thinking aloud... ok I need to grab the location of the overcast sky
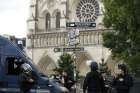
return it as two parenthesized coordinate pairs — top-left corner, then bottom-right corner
(0, 0), (30, 38)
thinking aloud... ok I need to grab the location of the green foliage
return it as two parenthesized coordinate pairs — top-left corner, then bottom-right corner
(102, 32), (116, 49)
(103, 0), (140, 75)
(55, 53), (75, 80)
(103, 0), (140, 32)
(102, 31), (131, 59)
(127, 53), (140, 76)
(103, 0), (140, 57)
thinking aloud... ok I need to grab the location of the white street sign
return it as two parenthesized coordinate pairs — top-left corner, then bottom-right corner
(66, 22), (96, 28)
(67, 29), (80, 46)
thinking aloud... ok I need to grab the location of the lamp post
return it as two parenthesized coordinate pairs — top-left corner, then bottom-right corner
(72, 53), (77, 81)
(72, 53), (77, 93)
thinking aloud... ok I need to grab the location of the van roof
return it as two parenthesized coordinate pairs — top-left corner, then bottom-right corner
(0, 35), (9, 46)
(0, 35), (26, 57)
(0, 35), (39, 72)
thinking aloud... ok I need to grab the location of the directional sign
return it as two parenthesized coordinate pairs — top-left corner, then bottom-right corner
(68, 31), (75, 39)
(68, 29), (79, 39)
(67, 29), (80, 46)
(66, 22), (96, 28)
(63, 47), (84, 52)
(54, 47), (84, 52)
(68, 38), (79, 46)
(54, 48), (62, 52)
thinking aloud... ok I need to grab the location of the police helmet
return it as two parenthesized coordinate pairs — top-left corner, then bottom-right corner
(90, 61), (98, 71)
(21, 63), (32, 73)
(118, 63), (127, 72)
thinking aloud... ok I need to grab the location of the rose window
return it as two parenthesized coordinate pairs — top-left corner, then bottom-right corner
(76, 0), (99, 22)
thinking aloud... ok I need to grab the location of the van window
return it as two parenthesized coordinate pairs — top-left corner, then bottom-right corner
(6, 57), (23, 75)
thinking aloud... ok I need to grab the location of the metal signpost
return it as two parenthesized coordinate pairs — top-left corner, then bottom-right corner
(54, 22), (96, 93)
(67, 29), (79, 46)
(67, 28), (80, 93)
(66, 22), (96, 93)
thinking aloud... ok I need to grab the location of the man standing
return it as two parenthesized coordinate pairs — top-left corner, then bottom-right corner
(62, 71), (75, 91)
(83, 61), (105, 93)
(19, 63), (36, 93)
(112, 64), (133, 93)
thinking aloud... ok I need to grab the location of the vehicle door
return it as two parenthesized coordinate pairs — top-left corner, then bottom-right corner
(0, 46), (10, 92)
(5, 57), (50, 93)
(3, 56), (22, 93)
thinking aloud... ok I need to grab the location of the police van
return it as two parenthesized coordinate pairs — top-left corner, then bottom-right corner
(0, 36), (69, 93)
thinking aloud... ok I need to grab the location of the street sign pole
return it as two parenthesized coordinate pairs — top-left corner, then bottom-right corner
(72, 28), (79, 93)
(67, 28), (79, 93)
(66, 22), (96, 93)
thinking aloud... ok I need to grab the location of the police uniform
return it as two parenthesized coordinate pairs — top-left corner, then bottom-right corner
(112, 74), (133, 93)
(19, 63), (35, 93)
(112, 64), (133, 93)
(83, 61), (105, 93)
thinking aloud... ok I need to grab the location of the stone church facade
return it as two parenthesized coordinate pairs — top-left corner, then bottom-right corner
(26, 0), (112, 76)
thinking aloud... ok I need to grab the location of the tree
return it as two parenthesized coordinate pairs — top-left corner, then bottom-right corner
(54, 53), (75, 80)
(103, 0), (140, 75)
(127, 53), (140, 76)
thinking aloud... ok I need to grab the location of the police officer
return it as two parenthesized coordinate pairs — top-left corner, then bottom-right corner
(83, 61), (105, 93)
(62, 71), (75, 91)
(52, 70), (63, 84)
(19, 63), (36, 93)
(112, 64), (133, 93)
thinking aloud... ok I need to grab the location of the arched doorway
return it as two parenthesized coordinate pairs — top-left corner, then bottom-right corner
(37, 55), (56, 75)
(76, 52), (92, 76)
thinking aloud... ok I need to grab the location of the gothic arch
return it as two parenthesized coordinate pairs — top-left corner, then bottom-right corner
(37, 55), (56, 75)
(52, 9), (61, 17)
(76, 52), (92, 76)
(41, 9), (49, 17)
(45, 13), (51, 31)
(52, 9), (61, 28)
(56, 12), (61, 28)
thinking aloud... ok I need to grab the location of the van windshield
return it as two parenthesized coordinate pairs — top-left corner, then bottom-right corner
(1, 36), (46, 76)
(9, 40), (31, 60)
(6, 38), (41, 73)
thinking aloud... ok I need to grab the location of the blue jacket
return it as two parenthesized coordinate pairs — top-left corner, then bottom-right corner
(83, 71), (105, 93)
(112, 74), (133, 93)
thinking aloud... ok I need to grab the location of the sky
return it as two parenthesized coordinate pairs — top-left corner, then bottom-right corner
(0, 0), (30, 38)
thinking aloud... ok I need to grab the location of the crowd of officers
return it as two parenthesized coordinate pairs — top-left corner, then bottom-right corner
(18, 60), (133, 93)
(83, 61), (133, 93)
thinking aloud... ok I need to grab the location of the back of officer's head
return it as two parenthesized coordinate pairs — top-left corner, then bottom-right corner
(21, 63), (32, 74)
(90, 61), (98, 71)
(118, 63), (128, 75)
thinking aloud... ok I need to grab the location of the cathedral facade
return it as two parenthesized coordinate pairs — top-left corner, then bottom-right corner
(26, 0), (112, 76)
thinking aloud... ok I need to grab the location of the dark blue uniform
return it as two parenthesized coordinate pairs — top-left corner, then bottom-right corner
(83, 71), (105, 93)
(112, 74), (133, 93)
(19, 71), (36, 93)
